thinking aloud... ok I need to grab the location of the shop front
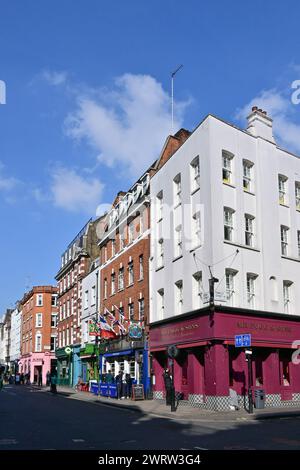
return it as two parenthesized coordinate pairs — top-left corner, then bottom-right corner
(90, 336), (150, 398)
(55, 347), (73, 386)
(150, 306), (300, 410)
(80, 343), (99, 385)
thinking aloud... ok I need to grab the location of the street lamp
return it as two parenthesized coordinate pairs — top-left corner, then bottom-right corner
(245, 349), (253, 414)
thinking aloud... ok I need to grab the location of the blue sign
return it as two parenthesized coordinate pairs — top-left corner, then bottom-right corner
(235, 334), (251, 348)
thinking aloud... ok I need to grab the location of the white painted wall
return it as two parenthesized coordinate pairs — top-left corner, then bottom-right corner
(10, 307), (21, 362)
(150, 112), (300, 323)
(81, 262), (100, 345)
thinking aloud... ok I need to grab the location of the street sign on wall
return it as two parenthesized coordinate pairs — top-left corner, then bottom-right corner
(235, 334), (251, 348)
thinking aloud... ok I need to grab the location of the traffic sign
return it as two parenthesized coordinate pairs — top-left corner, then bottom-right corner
(235, 334), (251, 348)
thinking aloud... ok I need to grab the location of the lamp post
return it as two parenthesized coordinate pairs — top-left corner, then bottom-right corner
(245, 349), (253, 414)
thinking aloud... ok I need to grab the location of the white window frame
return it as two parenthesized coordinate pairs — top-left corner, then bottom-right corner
(175, 280), (183, 315)
(139, 255), (144, 280)
(283, 281), (293, 313)
(226, 269), (237, 306)
(224, 208), (235, 241)
(281, 225), (289, 256)
(245, 214), (255, 247)
(278, 175), (288, 206)
(222, 151), (234, 184)
(35, 333), (42, 352)
(243, 160), (254, 192)
(128, 262), (134, 286)
(246, 273), (257, 308)
(138, 298), (144, 321)
(91, 285), (96, 306)
(118, 268), (124, 290)
(111, 274), (116, 295)
(36, 294), (43, 307)
(156, 191), (163, 221)
(173, 174), (182, 206)
(190, 156), (200, 192)
(174, 224), (182, 258)
(295, 182), (300, 211)
(157, 238), (164, 268)
(36, 313), (43, 328)
(84, 290), (89, 309)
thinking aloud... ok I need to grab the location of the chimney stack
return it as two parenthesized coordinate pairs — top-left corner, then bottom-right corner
(246, 106), (275, 143)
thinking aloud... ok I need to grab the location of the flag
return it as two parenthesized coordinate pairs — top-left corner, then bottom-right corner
(99, 316), (114, 332)
(113, 319), (126, 334)
(100, 329), (117, 339)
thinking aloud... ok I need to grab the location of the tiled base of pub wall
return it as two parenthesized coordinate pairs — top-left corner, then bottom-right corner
(153, 391), (300, 411)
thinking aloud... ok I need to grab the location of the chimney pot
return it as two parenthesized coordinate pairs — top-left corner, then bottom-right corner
(252, 106), (258, 112)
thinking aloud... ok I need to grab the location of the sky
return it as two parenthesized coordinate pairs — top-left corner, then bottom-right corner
(1, 0), (300, 312)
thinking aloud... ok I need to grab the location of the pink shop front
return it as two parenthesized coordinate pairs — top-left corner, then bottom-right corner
(19, 352), (56, 385)
(150, 306), (300, 410)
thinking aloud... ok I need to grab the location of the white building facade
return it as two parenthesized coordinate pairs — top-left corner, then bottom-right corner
(10, 306), (22, 371)
(149, 107), (300, 410)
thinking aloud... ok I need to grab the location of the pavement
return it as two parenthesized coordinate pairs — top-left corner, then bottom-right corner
(49, 385), (300, 423)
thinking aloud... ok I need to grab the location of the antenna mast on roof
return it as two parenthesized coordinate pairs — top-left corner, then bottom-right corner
(171, 64), (183, 134)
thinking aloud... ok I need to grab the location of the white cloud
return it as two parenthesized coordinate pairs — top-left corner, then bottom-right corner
(42, 70), (68, 86)
(0, 162), (19, 192)
(65, 73), (190, 177)
(50, 166), (104, 214)
(235, 87), (300, 154)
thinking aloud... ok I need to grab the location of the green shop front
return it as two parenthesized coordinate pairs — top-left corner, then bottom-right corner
(80, 343), (99, 383)
(55, 346), (73, 386)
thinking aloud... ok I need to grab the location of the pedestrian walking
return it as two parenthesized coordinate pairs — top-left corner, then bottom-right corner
(162, 368), (173, 406)
(50, 374), (57, 394)
(38, 372), (42, 387)
(115, 372), (123, 400)
(46, 371), (50, 386)
(125, 373), (133, 399)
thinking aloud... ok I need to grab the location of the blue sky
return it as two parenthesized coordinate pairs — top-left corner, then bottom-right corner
(1, 0), (300, 312)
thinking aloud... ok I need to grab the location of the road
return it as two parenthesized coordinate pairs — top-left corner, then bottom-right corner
(0, 385), (300, 450)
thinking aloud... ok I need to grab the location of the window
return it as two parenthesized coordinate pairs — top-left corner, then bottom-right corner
(111, 274), (116, 295)
(281, 225), (289, 256)
(222, 151), (233, 184)
(173, 173), (181, 206)
(67, 299), (70, 317)
(190, 156), (200, 192)
(139, 255), (144, 280)
(246, 273), (257, 308)
(71, 297), (74, 316)
(283, 281), (293, 313)
(192, 271), (202, 308)
(91, 285), (96, 305)
(298, 231), (300, 258)
(224, 208), (235, 241)
(50, 336), (56, 352)
(36, 294), (43, 307)
(111, 240), (116, 257)
(51, 294), (57, 307)
(245, 214), (255, 247)
(84, 290), (89, 309)
(295, 182), (300, 210)
(35, 334), (42, 352)
(63, 302), (66, 319)
(138, 298), (145, 321)
(278, 175), (288, 205)
(120, 231), (125, 250)
(139, 214), (144, 236)
(243, 160), (254, 192)
(104, 245), (108, 263)
(192, 211), (201, 248)
(226, 269), (237, 306)
(129, 302), (134, 321)
(36, 313), (42, 327)
(156, 191), (163, 221)
(67, 273), (70, 289)
(128, 262), (134, 286)
(157, 289), (164, 319)
(128, 222), (134, 244)
(174, 224), (182, 258)
(104, 278), (108, 299)
(51, 314), (57, 328)
(157, 238), (164, 268)
(175, 280), (183, 315)
(118, 268), (124, 290)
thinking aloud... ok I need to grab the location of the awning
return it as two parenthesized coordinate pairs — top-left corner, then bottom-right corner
(104, 349), (134, 358)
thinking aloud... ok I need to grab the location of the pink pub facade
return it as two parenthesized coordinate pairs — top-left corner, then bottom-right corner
(150, 306), (300, 410)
